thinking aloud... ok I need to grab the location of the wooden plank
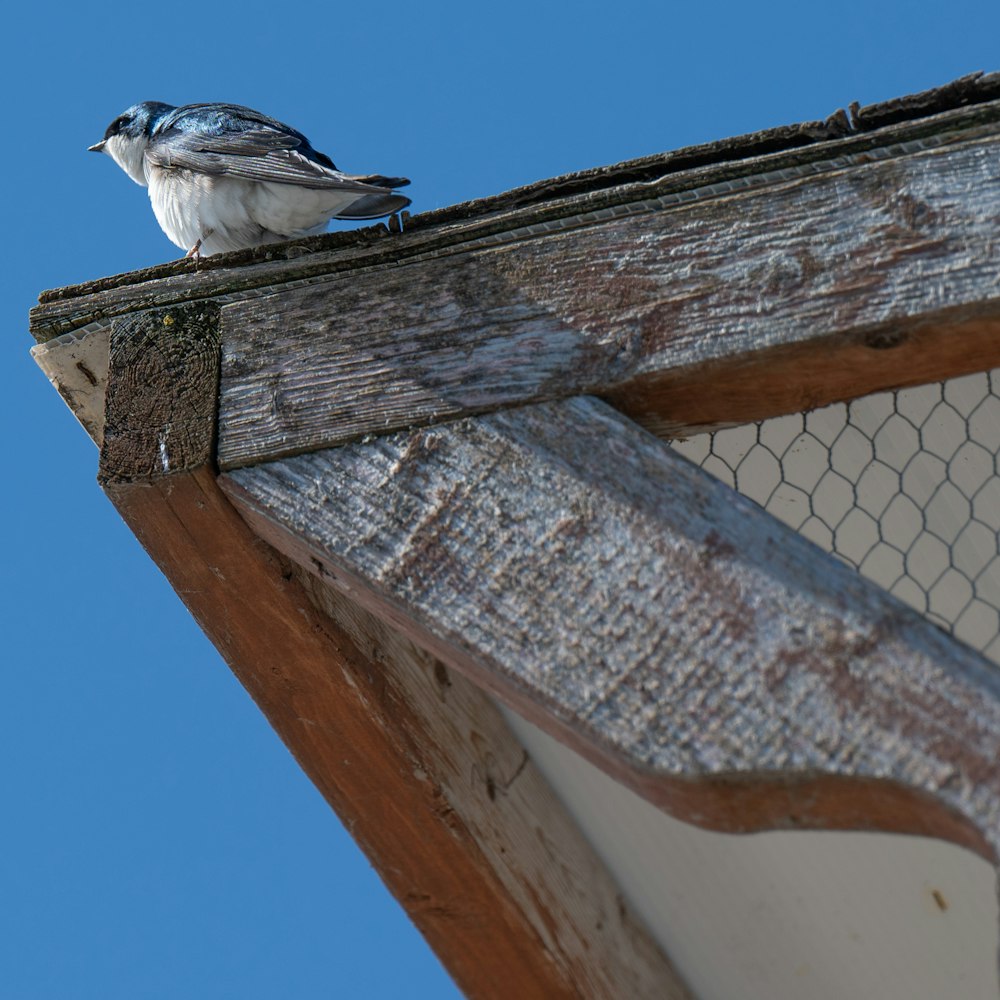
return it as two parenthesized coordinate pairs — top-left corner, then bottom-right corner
(216, 125), (1000, 468)
(96, 308), (689, 1000)
(29, 94), (1000, 346)
(220, 397), (1000, 866)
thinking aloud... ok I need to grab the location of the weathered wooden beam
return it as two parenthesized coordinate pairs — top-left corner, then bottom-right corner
(215, 123), (1000, 467)
(220, 397), (1000, 866)
(96, 307), (688, 1000)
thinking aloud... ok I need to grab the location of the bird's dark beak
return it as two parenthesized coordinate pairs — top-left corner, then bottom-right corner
(88, 140), (106, 153)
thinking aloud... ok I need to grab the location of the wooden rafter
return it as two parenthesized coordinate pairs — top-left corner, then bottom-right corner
(97, 305), (690, 1000)
(220, 396), (1000, 863)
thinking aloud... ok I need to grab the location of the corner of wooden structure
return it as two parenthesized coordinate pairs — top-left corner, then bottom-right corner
(90, 304), (690, 1000)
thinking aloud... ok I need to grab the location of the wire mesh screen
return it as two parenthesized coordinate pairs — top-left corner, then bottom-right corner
(670, 369), (1000, 665)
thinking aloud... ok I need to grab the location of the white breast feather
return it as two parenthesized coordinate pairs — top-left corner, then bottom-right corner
(145, 161), (369, 255)
(105, 134), (150, 187)
(249, 182), (362, 235)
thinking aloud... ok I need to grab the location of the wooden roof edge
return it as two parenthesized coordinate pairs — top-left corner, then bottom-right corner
(414, 69), (1000, 228)
(31, 69), (1000, 322)
(28, 91), (1000, 345)
(850, 69), (1000, 129)
(32, 108), (1000, 456)
(211, 124), (1000, 462)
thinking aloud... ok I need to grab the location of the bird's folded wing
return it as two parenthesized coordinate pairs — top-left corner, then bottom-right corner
(146, 129), (396, 192)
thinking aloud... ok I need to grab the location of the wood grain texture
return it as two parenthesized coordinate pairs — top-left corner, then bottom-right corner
(217, 128), (1000, 467)
(102, 465), (688, 1000)
(221, 397), (1000, 864)
(99, 303), (221, 484)
(292, 562), (689, 1000)
(30, 96), (1000, 346)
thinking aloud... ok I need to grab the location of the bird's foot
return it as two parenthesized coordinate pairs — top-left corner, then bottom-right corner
(185, 230), (214, 261)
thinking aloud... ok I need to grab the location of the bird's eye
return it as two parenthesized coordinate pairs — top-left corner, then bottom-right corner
(104, 115), (130, 140)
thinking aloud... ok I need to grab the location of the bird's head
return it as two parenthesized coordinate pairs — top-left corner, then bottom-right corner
(89, 102), (175, 186)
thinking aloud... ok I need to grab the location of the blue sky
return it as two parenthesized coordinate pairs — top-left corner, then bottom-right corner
(3, 2), (999, 996)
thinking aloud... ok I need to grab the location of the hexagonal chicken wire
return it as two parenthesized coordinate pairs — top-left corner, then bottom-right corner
(671, 369), (1000, 664)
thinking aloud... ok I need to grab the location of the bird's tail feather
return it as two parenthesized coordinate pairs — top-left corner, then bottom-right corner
(335, 192), (412, 220)
(350, 173), (410, 189)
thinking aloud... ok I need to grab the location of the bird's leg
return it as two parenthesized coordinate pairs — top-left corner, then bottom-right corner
(185, 229), (215, 260)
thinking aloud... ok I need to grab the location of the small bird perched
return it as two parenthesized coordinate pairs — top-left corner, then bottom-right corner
(89, 101), (411, 257)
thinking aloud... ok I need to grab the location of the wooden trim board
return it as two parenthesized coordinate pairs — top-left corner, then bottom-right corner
(211, 124), (1000, 467)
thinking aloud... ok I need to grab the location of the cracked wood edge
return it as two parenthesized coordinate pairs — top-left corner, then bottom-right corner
(212, 127), (1000, 467)
(94, 306), (690, 1000)
(219, 397), (1000, 869)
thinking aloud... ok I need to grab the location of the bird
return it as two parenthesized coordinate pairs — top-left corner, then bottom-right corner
(89, 101), (411, 257)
